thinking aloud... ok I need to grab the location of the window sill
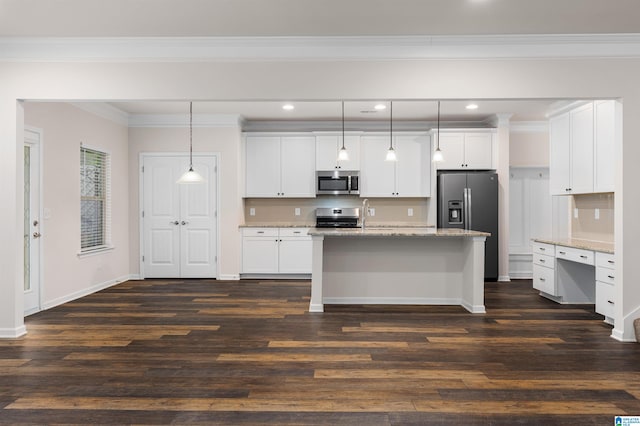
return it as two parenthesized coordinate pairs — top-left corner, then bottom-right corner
(77, 246), (115, 259)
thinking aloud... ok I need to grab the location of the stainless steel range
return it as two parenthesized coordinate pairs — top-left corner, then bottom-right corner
(315, 207), (360, 228)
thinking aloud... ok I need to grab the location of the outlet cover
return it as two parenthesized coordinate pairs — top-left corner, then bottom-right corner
(369, 208), (375, 217)
(595, 208), (600, 220)
(249, 208), (256, 216)
(574, 208), (579, 219)
(408, 208), (414, 217)
(295, 208), (301, 216)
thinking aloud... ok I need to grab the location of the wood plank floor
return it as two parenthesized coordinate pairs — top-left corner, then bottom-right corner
(1, 279), (640, 425)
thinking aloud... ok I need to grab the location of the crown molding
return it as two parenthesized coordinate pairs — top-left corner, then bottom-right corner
(70, 102), (130, 126)
(510, 121), (548, 133)
(2, 34), (640, 62)
(128, 113), (242, 128)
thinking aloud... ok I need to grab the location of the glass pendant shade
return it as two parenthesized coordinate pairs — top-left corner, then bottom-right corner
(177, 101), (205, 184)
(432, 147), (444, 163)
(338, 145), (349, 161)
(385, 146), (397, 161)
(177, 166), (205, 184)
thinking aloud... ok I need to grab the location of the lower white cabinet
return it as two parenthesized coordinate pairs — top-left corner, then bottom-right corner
(595, 252), (616, 324)
(242, 228), (312, 274)
(532, 242), (556, 295)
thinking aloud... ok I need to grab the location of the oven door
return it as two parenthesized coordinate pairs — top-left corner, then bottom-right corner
(317, 175), (350, 195)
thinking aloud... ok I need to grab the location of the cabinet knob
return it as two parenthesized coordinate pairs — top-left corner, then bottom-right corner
(539, 278), (546, 282)
(579, 255), (588, 259)
(559, 251), (566, 255)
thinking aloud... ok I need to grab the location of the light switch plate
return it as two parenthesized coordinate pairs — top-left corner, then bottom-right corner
(408, 208), (414, 217)
(249, 208), (255, 216)
(295, 208), (301, 216)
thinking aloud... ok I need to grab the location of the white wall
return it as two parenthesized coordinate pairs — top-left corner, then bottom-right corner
(128, 126), (243, 279)
(510, 130), (549, 167)
(23, 103), (130, 308)
(1, 58), (639, 340)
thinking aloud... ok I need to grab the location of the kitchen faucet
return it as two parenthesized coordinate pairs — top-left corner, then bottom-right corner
(361, 198), (369, 229)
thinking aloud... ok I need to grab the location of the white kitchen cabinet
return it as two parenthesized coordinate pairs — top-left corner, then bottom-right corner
(360, 134), (431, 197)
(245, 134), (316, 198)
(549, 105), (591, 195)
(241, 228), (312, 275)
(595, 252), (615, 324)
(436, 131), (493, 170)
(594, 100), (618, 193)
(315, 135), (360, 171)
(532, 242), (557, 296)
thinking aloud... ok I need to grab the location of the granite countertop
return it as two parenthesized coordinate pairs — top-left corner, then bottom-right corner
(533, 237), (614, 254)
(240, 222), (432, 229)
(309, 227), (490, 238)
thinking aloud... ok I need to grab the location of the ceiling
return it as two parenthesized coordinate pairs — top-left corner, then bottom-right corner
(2, 0), (640, 37)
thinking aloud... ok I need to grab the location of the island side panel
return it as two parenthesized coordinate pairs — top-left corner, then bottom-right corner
(309, 235), (325, 312)
(462, 236), (487, 313)
(321, 236), (466, 305)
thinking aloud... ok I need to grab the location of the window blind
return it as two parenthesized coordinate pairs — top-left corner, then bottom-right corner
(80, 146), (111, 252)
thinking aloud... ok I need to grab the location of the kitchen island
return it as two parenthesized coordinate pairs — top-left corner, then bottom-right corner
(308, 227), (489, 313)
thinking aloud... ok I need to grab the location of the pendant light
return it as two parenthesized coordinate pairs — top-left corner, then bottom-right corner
(177, 102), (205, 184)
(385, 100), (397, 162)
(337, 101), (349, 161)
(433, 101), (444, 163)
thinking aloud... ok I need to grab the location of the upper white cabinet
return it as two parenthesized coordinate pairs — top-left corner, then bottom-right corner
(549, 100), (618, 196)
(594, 100), (619, 193)
(315, 134), (361, 171)
(436, 131), (494, 170)
(245, 134), (316, 198)
(360, 134), (431, 197)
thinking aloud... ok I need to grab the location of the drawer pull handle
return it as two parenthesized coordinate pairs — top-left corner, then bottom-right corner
(539, 247), (546, 251)
(580, 255), (588, 259)
(608, 300), (614, 305)
(539, 259), (545, 263)
(294, 231), (301, 234)
(559, 251), (566, 255)
(608, 275), (615, 279)
(539, 278), (546, 282)
(257, 231), (265, 234)
(608, 260), (615, 264)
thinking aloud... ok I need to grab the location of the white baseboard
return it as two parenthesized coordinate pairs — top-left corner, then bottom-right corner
(509, 253), (532, 280)
(498, 275), (511, 282)
(219, 274), (240, 281)
(612, 305), (640, 342)
(509, 272), (533, 279)
(0, 326), (27, 338)
(42, 274), (130, 311)
(128, 274), (143, 280)
(240, 273), (311, 280)
(323, 297), (462, 306)
(461, 300), (487, 314)
(309, 303), (324, 313)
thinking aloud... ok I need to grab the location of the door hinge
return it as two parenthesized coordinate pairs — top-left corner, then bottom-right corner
(142, 210), (145, 218)
(214, 210), (217, 218)
(142, 255), (145, 262)
(215, 255), (217, 262)
(215, 166), (217, 173)
(141, 166), (144, 173)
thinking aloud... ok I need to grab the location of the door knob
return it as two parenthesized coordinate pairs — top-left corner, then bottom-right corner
(33, 232), (41, 238)
(181, 221), (189, 225)
(171, 221), (179, 225)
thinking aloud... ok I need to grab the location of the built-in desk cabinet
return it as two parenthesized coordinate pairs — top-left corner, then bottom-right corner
(241, 228), (312, 275)
(531, 240), (615, 325)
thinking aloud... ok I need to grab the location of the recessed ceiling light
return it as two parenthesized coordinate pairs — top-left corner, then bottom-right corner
(374, 104), (386, 110)
(466, 103), (479, 110)
(282, 104), (295, 111)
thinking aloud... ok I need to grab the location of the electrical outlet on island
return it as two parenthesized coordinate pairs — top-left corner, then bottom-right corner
(408, 208), (414, 217)
(369, 208), (375, 217)
(295, 208), (301, 216)
(249, 208), (256, 216)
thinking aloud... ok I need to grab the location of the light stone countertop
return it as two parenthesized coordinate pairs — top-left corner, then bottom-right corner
(309, 227), (490, 238)
(240, 222), (431, 229)
(532, 237), (614, 254)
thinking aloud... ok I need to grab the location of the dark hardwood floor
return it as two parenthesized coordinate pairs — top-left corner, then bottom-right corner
(1, 279), (639, 425)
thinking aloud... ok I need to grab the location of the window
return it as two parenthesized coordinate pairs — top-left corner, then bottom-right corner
(80, 146), (111, 252)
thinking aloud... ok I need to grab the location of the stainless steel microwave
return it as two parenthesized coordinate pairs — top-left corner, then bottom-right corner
(316, 171), (359, 195)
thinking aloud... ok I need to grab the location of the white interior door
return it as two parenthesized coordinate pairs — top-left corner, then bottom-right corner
(142, 154), (217, 278)
(24, 129), (42, 315)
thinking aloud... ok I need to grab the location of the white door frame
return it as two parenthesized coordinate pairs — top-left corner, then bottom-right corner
(139, 152), (220, 279)
(24, 126), (44, 316)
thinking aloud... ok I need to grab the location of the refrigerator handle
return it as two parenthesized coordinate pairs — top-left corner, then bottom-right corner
(463, 187), (472, 230)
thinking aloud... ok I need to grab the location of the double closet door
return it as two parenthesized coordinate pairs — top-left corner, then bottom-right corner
(142, 155), (217, 278)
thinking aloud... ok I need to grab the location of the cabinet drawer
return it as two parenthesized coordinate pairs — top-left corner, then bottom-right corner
(532, 242), (554, 256)
(595, 281), (615, 318)
(555, 246), (594, 265)
(279, 228), (311, 238)
(242, 228), (279, 237)
(596, 252), (615, 269)
(596, 266), (615, 285)
(533, 253), (555, 269)
(533, 264), (556, 295)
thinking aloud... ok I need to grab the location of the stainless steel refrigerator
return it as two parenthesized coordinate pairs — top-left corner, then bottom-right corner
(437, 171), (499, 281)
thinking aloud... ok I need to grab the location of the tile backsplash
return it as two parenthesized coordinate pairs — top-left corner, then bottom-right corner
(244, 196), (432, 226)
(571, 193), (614, 243)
